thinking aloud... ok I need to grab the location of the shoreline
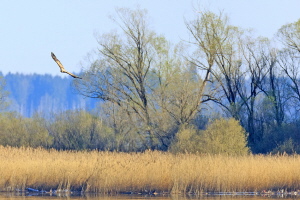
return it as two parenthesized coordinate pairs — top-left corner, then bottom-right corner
(2, 189), (300, 198)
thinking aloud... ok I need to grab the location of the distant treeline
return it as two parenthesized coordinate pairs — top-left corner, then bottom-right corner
(3, 73), (98, 117)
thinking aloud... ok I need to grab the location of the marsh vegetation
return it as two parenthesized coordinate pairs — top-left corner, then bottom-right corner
(1, 146), (300, 194)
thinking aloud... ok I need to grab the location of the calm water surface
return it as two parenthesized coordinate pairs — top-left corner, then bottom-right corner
(0, 193), (298, 200)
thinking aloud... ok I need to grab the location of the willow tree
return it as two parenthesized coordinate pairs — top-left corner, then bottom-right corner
(74, 8), (159, 148)
(152, 42), (204, 127)
(189, 11), (245, 120)
(277, 19), (300, 53)
(278, 49), (300, 107)
(173, 11), (225, 129)
(185, 11), (220, 103)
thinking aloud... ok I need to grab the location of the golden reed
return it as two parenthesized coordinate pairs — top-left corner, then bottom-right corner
(0, 146), (300, 193)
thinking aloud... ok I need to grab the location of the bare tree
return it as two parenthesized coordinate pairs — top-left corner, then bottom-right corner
(278, 49), (300, 109)
(258, 46), (286, 128)
(277, 20), (300, 111)
(236, 36), (271, 146)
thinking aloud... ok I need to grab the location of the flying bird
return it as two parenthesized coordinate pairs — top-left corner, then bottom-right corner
(51, 52), (82, 79)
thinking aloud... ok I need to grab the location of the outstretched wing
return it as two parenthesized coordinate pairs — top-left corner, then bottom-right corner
(64, 71), (82, 79)
(51, 52), (82, 79)
(51, 52), (65, 72)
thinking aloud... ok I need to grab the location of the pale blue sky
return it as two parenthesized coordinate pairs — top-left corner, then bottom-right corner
(1, 0), (300, 76)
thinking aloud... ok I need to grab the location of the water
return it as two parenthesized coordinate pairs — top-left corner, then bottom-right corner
(0, 193), (298, 200)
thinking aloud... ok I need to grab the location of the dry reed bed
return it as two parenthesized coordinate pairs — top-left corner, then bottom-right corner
(0, 146), (300, 193)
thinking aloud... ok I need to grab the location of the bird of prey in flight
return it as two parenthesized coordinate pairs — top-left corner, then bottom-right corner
(51, 52), (82, 79)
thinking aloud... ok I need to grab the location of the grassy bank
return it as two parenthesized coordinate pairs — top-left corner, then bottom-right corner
(0, 146), (300, 194)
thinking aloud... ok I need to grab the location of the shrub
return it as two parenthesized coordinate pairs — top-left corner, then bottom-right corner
(198, 118), (249, 155)
(169, 127), (198, 153)
(50, 110), (114, 150)
(170, 118), (249, 155)
(0, 112), (53, 148)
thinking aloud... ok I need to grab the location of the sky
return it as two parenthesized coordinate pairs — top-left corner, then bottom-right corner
(1, 0), (300, 77)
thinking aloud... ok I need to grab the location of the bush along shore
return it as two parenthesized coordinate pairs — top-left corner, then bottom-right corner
(1, 146), (300, 194)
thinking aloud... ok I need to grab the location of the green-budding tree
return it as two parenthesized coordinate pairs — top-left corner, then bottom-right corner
(74, 8), (216, 150)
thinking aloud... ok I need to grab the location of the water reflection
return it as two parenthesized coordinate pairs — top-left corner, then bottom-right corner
(0, 193), (299, 200)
